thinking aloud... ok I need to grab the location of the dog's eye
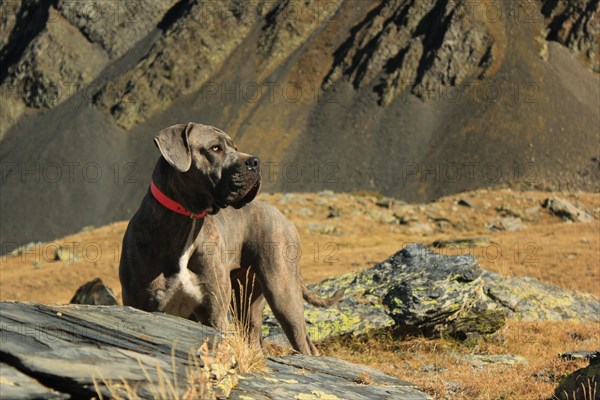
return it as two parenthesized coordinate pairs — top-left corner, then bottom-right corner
(211, 145), (222, 152)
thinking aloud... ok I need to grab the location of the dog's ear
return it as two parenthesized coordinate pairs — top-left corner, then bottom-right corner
(154, 123), (193, 172)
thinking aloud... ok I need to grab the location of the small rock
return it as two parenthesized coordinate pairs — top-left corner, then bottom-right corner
(431, 237), (490, 248)
(354, 198), (371, 207)
(542, 197), (594, 222)
(461, 354), (527, 367)
(495, 205), (521, 218)
(499, 217), (525, 232)
(318, 190), (335, 197)
(559, 350), (600, 361)
(278, 193), (295, 205)
(10, 242), (42, 256)
(457, 199), (474, 208)
(422, 364), (448, 373)
(326, 206), (340, 219)
(396, 212), (418, 225)
(486, 223), (502, 232)
(408, 222), (434, 235)
(70, 278), (119, 305)
(375, 197), (395, 209)
(56, 245), (79, 262)
(397, 214), (410, 225)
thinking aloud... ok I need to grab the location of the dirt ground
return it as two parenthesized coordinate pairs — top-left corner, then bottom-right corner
(1, 188), (598, 399)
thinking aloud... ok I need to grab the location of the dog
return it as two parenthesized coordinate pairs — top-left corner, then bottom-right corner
(119, 122), (343, 355)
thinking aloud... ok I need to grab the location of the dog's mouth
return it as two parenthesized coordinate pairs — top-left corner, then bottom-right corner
(214, 176), (261, 210)
(230, 178), (260, 209)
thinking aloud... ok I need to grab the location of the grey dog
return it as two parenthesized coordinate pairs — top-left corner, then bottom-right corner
(119, 122), (343, 355)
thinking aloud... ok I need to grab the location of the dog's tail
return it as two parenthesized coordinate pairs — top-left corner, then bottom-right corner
(302, 284), (344, 307)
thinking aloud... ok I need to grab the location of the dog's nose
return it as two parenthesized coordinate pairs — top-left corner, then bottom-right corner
(246, 157), (260, 170)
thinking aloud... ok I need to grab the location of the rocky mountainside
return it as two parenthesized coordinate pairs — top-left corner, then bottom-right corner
(0, 0), (598, 248)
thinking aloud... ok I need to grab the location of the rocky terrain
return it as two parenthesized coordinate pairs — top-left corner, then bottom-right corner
(1, 188), (598, 398)
(0, 0), (599, 249)
(0, 302), (431, 399)
(0, 1), (598, 397)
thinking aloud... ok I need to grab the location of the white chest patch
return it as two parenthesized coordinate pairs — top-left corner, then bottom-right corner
(158, 220), (204, 317)
(176, 243), (203, 303)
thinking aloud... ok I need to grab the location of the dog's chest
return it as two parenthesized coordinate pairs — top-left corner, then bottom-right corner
(193, 221), (243, 268)
(157, 229), (204, 317)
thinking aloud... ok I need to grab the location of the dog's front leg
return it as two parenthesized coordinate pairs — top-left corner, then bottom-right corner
(191, 267), (231, 331)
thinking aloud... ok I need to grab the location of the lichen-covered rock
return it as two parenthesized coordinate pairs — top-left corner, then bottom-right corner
(233, 356), (431, 400)
(482, 271), (600, 321)
(264, 243), (600, 343)
(264, 243), (506, 341)
(458, 354), (527, 368)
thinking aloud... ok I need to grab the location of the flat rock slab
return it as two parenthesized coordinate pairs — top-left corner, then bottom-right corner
(0, 302), (430, 399)
(1, 302), (217, 399)
(559, 350), (600, 361)
(0, 362), (68, 400)
(235, 356), (429, 400)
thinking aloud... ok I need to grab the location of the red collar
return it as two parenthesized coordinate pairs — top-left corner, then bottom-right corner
(150, 181), (207, 219)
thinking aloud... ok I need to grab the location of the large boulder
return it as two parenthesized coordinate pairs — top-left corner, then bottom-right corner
(0, 302), (430, 400)
(264, 244), (600, 342)
(265, 243), (506, 341)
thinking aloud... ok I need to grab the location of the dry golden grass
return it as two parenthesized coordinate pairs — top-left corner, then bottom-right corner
(319, 320), (599, 399)
(227, 268), (269, 374)
(222, 325), (267, 375)
(94, 339), (238, 400)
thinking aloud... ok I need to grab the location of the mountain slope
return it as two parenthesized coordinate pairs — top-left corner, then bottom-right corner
(0, 0), (598, 249)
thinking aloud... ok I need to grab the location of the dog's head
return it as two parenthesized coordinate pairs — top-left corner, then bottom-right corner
(154, 123), (260, 213)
